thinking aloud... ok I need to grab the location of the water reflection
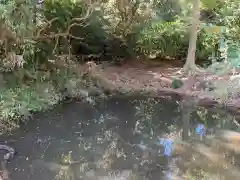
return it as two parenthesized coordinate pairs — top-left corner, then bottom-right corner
(195, 124), (206, 140)
(0, 96), (239, 180)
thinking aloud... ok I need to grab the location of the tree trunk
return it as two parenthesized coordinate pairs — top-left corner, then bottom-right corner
(183, 0), (201, 73)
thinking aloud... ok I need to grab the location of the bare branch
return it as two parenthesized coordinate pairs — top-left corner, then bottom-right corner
(34, 2), (95, 41)
(36, 17), (60, 38)
(70, 4), (94, 23)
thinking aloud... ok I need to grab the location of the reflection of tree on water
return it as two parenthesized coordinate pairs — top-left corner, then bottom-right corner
(4, 96), (240, 180)
(132, 96), (240, 180)
(132, 97), (181, 138)
(159, 138), (174, 180)
(132, 97), (182, 179)
(0, 161), (9, 180)
(179, 101), (240, 180)
(195, 124), (206, 140)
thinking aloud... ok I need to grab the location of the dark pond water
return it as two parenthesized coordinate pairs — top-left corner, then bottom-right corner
(0, 95), (240, 180)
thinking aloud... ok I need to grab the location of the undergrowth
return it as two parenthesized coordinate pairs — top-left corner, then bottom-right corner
(0, 68), (92, 133)
(0, 83), (61, 129)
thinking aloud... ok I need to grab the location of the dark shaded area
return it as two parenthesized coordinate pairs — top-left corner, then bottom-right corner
(200, 9), (217, 22)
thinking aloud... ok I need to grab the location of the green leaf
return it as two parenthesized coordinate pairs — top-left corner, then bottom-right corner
(201, 0), (218, 9)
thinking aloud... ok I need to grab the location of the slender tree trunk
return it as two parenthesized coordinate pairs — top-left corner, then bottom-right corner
(33, 0), (37, 63)
(183, 0), (201, 73)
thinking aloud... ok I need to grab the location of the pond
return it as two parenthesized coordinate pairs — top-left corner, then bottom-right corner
(0, 95), (240, 180)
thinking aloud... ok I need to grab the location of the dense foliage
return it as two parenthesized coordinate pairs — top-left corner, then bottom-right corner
(1, 0), (239, 67)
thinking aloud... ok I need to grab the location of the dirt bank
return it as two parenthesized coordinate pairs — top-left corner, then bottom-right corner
(84, 60), (240, 116)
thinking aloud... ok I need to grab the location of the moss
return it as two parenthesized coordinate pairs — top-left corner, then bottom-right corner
(171, 78), (184, 89)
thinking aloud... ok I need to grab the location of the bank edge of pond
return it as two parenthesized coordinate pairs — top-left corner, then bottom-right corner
(1, 66), (239, 135)
(0, 69), (121, 134)
(89, 71), (240, 119)
(0, 76), (93, 134)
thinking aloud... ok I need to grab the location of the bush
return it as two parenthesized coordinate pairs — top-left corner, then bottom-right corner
(0, 67), (93, 132)
(37, 0), (90, 61)
(197, 25), (221, 61)
(136, 21), (189, 59)
(40, 0), (136, 63)
(0, 83), (62, 130)
(136, 21), (221, 61)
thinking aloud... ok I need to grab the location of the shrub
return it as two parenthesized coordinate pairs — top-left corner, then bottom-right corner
(41, 0), (135, 62)
(136, 21), (221, 61)
(197, 25), (221, 61)
(136, 21), (188, 59)
(0, 83), (62, 131)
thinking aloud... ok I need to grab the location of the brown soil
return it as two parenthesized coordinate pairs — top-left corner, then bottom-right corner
(99, 59), (183, 90)
(83, 59), (240, 117)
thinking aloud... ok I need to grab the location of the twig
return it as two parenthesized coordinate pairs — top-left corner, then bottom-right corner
(233, 119), (240, 128)
(52, 36), (59, 55)
(36, 17), (60, 38)
(35, 1), (95, 41)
